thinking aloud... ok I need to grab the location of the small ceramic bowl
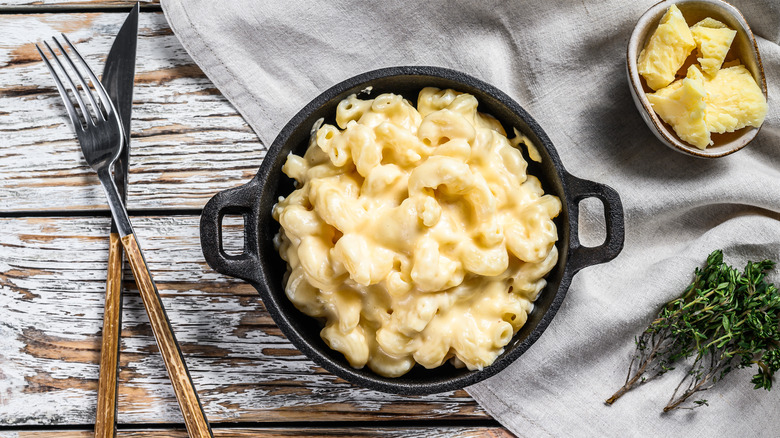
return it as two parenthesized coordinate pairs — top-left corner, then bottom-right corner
(627, 0), (767, 158)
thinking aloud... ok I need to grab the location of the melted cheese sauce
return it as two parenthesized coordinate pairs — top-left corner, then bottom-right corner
(273, 88), (561, 377)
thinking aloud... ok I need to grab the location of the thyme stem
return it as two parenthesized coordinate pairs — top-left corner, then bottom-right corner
(606, 250), (780, 411)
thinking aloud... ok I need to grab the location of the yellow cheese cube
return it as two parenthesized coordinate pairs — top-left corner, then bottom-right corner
(702, 64), (767, 133)
(638, 5), (696, 91)
(646, 65), (711, 149)
(690, 18), (737, 76)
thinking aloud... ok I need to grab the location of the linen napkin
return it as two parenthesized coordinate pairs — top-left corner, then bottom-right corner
(161, 0), (780, 436)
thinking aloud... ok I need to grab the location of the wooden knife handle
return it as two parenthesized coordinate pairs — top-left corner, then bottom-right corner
(95, 232), (123, 438)
(120, 233), (213, 438)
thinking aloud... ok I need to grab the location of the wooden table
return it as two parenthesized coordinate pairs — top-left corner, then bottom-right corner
(0, 2), (512, 436)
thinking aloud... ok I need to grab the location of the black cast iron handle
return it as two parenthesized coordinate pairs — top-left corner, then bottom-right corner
(564, 173), (625, 274)
(200, 178), (263, 284)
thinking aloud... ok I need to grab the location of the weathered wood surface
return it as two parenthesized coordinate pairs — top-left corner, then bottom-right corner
(120, 233), (213, 437)
(1, 1), (157, 10)
(0, 427), (513, 437)
(1, 6), (509, 437)
(0, 216), (489, 425)
(0, 11), (265, 213)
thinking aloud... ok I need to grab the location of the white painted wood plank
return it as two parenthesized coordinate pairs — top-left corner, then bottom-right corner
(0, 12), (265, 212)
(0, 216), (487, 425)
(0, 426), (513, 437)
(0, 1), (156, 9)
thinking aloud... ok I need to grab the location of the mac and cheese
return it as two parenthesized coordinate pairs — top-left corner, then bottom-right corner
(272, 88), (561, 377)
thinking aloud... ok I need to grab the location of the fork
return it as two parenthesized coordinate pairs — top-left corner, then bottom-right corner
(37, 35), (213, 438)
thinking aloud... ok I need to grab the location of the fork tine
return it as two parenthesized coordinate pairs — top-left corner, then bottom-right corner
(36, 43), (83, 131)
(43, 40), (93, 127)
(61, 33), (114, 117)
(52, 37), (104, 122)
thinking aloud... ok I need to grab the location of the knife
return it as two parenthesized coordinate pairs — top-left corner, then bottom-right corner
(95, 4), (138, 438)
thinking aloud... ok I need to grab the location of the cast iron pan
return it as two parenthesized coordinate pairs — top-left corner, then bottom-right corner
(200, 66), (625, 394)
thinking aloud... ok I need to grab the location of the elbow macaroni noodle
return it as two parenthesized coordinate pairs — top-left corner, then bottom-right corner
(272, 87), (561, 377)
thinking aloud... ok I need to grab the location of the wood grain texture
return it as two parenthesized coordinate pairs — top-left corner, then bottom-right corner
(0, 426), (514, 438)
(0, 216), (488, 426)
(2, 6), (503, 436)
(0, 1), (158, 10)
(120, 233), (213, 437)
(95, 232), (123, 438)
(0, 11), (265, 213)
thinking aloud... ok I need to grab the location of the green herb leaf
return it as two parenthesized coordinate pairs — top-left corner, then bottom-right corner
(606, 250), (780, 412)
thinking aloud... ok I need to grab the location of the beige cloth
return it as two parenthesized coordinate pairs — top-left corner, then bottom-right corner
(161, 0), (780, 436)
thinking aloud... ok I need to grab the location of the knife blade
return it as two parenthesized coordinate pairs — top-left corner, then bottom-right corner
(104, 2), (138, 208)
(95, 4), (138, 438)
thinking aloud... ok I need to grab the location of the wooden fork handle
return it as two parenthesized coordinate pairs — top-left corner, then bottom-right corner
(95, 232), (123, 438)
(120, 233), (213, 438)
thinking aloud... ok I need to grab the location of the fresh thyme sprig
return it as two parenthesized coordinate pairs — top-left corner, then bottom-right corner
(606, 250), (780, 411)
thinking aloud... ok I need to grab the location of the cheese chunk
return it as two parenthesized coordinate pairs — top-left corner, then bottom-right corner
(646, 65), (711, 149)
(638, 5), (696, 91)
(648, 63), (767, 148)
(702, 64), (767, 133)
(691, 18), (737, 76)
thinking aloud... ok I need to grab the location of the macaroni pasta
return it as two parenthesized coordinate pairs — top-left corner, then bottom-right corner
(273, 88), (561, 377)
